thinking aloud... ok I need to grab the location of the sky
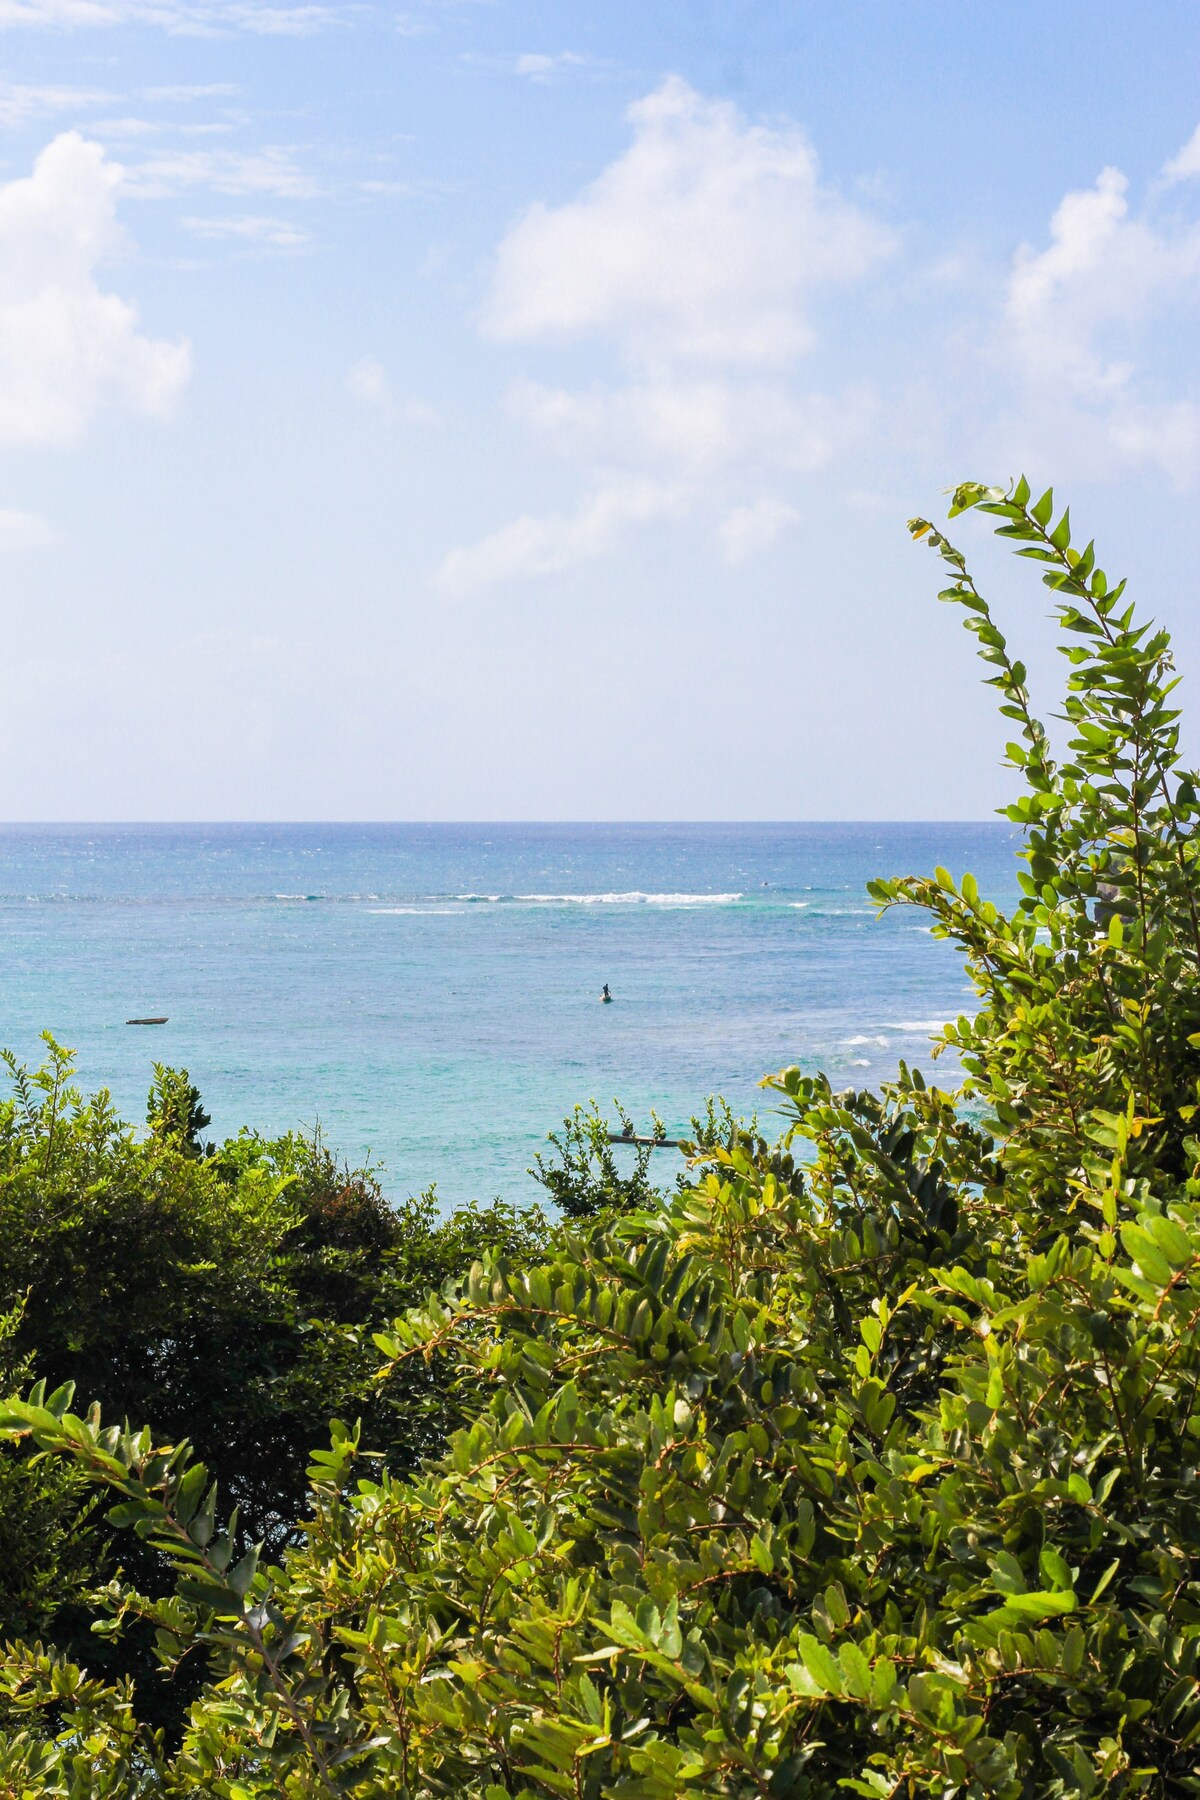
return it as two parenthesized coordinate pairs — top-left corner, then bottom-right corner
(1, 0), (1199, 820)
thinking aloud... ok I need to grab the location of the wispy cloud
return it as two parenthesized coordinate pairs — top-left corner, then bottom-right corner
(0, 78), (112, 127)
(347, 355), (440, 426)
(513, 51), (587, 81)
(719, 497), (800, 564)
(435, 479), (686, 597)
(183, 211), (310, 248)
(0, 0), (122, 21)
(141, 81), (239, 101)
(90, 114), (167, 138)
(0, 0), (341, 31)
(222, 2), (339, 34)
(505, 376), (867, 476)
(122, 143), (315, 198)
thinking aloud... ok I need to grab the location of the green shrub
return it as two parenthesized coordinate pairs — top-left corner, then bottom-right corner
(0, 1050), (548, 1734)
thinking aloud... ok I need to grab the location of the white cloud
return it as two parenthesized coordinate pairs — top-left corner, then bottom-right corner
(442, 80), (889, 591)
(997, 150), (1200, 480)
(0, 0), (338, 29)
(514, 51), (586, 81)
(719, 497), (800, 564)
(89, 116), (239, 144)
(1005, 167), (1200, 396)
(347, 355), (439, 426)
(0, 0), (120, 19)
(0, 506), (52, 548)
(122, 144), (314, 198)
(358, 174), (454, 199)
(182, 211), (310, 248)
(1106, 401), (1200, 469)
(1162, 122), (1200, 186)
(435, 480), (685, 597)
(507, 375), (868, 475)
(222, 2), (338, 33)
(483, 76), (893, 365)
(0, 132), (190, 444)
(142, 81), (239, 100)
(0, 80), (111, 127)
(91, 115), (165, 139)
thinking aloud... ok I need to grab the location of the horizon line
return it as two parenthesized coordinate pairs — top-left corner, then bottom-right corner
(0, 817), (1012, 829)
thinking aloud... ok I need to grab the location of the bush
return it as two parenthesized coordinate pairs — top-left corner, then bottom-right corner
(5, 479), (1200, 1797)
(0, 1052), (549, 1733)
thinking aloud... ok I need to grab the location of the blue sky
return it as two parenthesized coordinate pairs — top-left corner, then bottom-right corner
(2, 0), (1199, 818)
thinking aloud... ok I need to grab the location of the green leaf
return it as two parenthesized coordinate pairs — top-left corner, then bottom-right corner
(1031, 487), (1054, 527)
(991, 1551), (1027, 1595)
(1120, 1223), (1173, 1287)
(1089, 1560), (1121, 1603)
(798, 1633), (844, 1696)
(1039, 1547), (1074, 1593)
(838, 1640), (873, 1700)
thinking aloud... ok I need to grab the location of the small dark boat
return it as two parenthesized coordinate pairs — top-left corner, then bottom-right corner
(126, 1016), (169, 1025)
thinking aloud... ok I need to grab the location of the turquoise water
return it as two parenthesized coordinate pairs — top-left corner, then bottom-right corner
(0, 823), (1021, 1207)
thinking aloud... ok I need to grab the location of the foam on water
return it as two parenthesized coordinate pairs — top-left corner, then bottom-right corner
(458, 891), (744, 906)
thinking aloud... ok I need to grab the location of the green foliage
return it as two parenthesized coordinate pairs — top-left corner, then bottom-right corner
(146, 1064), (211, 1156)
(0, 1051), (549, 1732)
(530, 1097), (755, 1219)
(530, 1100), (669, 1217)
(878, 481), (1200, 1201)
(0, 1302), (102, 1647)
(7, 478), (1200, 1795)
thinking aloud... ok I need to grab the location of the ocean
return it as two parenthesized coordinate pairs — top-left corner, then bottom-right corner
(0, 822), (1021, 1209)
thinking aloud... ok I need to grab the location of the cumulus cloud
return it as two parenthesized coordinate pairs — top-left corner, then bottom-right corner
(1007, 167), (1200, 394)
(1162, 122), (1200, 186)
(440, 80), (890, 592)
(435, 480), (685, 597)
(483, 76), (892, 365)
(719, 497), (800, 564)
(997, 141), (1200, 481)
(347, 356), (439, 426)
(0, 131), (190, 444)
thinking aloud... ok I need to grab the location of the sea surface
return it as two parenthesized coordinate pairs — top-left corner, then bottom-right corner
(0, 823), (1022, 1209)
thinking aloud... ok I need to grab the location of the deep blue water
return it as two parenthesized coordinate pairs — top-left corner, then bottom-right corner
(0, 823), (1021, 1208)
